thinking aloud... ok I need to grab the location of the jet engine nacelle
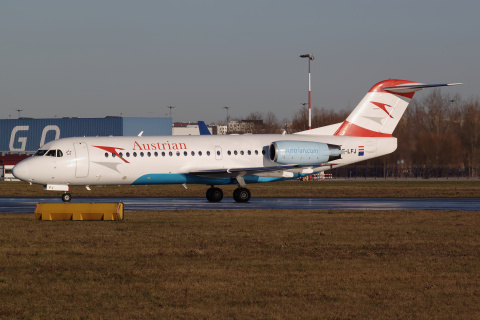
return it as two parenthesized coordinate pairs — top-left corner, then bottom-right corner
(269, 141), (343, 165)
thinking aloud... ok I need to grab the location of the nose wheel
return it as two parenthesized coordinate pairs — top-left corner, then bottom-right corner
(61, 193), (72, 202)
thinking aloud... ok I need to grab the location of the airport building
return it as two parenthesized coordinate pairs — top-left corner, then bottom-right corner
(0, 117), (172, 154)
(172, 122), (226, 135)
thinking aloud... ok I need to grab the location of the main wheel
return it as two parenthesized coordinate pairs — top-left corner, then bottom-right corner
(233, 188), (251, 203)
(61, 193), (72, 202)
(206, 187), (223, 202)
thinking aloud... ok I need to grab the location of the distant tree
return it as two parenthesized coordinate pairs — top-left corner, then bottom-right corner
(290, 106), (348, 133)
(460, 99), (480, 177)
(262, 111), (281, 134)
(229, 111), (281, 134)
(290, 105), (309, 132)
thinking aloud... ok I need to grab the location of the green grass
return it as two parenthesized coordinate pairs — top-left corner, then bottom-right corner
(1, 179), (480, 198)
(1, 210), (480, 319)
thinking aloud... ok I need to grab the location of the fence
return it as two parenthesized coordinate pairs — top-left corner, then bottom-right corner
(325, 165), (480, 179)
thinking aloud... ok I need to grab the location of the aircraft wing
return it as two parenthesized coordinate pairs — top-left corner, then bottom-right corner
(189, 164), (330, 185)
(190, 164), (308, 177)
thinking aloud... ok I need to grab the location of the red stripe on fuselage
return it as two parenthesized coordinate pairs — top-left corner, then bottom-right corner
(93, 145), (130, 163)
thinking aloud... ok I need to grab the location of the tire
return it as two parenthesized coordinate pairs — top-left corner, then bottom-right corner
(62, 193), (72, 202)
(233, 188), (250, 203)
(206, 187), (223, 202)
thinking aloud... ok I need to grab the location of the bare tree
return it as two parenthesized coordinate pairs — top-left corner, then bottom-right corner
(290, 106), (348, 133)
(461, 99), (480, 177)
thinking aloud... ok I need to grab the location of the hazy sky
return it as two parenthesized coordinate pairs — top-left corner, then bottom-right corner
(1, 1), (479, 123)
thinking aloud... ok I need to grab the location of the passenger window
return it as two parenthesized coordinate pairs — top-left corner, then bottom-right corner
(199, 151), (202, 156)
(176, 151), (180, 156)
(255, 150), (259, 155)
(119, 152), (123, 158)
(191, 151), (195, 156)
(184, 151), (187, 156)
(228, 151), (231, 156)
(105, 153), (109, 158)
(169, 151), (173, 156)
(248, 150), (251, 155)
(154, 152), (158, 157)
(147, 152), (151, 157)
(140, 152), (144, 157)
(207, 151), (211, 156)
(133, 152), (137, 157)
(234, 150), (238, 155)
(162, 152), (166, 157)
(126, 152), (130, 157)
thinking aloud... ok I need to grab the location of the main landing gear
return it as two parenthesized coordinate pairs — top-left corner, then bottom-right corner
(206, 186), (251, 203)
(206, 187), (223, 202)
(233, 187), (251, 203)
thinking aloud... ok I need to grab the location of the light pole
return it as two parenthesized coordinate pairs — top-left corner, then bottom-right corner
(16, 109), (23, 119)
(222, 106), (231, 132)
(166, 106), (175, 120)
(300, 54), (314, 130)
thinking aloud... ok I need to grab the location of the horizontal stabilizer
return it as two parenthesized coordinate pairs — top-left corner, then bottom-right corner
(383, 83), (462, 93)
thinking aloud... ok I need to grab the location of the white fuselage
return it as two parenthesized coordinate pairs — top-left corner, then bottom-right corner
(13, 134), (397, 188)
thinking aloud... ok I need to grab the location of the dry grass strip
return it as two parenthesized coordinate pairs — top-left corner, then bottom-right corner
(1, 209), (479, 319)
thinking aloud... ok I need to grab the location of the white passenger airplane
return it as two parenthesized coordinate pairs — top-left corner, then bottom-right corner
(13, 79), (461, 203)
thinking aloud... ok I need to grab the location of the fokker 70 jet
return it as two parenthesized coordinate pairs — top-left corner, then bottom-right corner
(13, 79), (461, 202)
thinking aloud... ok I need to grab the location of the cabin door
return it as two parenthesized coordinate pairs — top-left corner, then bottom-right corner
(74, 142), (90, 178)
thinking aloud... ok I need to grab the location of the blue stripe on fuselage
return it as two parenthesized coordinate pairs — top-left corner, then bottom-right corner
(132, 173), (302, 185)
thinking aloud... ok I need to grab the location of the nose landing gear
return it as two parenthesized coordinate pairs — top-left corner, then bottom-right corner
(61, 193), (72, 202)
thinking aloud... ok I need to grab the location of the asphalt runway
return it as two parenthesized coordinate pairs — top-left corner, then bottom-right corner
(0, 197), (479, 213)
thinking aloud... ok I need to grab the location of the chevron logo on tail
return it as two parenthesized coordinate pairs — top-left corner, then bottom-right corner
(371, 101), (393, 118)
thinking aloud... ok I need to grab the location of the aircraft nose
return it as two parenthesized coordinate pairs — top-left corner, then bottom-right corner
(12, 161), (30, 182)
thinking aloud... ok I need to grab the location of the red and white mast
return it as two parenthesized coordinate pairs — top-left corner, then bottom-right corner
(300, 54), (314, 130)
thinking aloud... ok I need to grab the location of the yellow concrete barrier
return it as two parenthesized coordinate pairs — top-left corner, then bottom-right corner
(35, 203), (124, 221)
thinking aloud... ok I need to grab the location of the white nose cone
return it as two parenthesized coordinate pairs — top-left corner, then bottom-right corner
(12, 161), (30, 182)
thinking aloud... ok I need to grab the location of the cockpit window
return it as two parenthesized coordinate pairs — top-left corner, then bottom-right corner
(34, 149), (63, 157)
(35, 150), (48, 156)
(46, 150), (56, 157)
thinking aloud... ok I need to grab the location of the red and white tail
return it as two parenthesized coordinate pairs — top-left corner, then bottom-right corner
(333, 79), (462, 137)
